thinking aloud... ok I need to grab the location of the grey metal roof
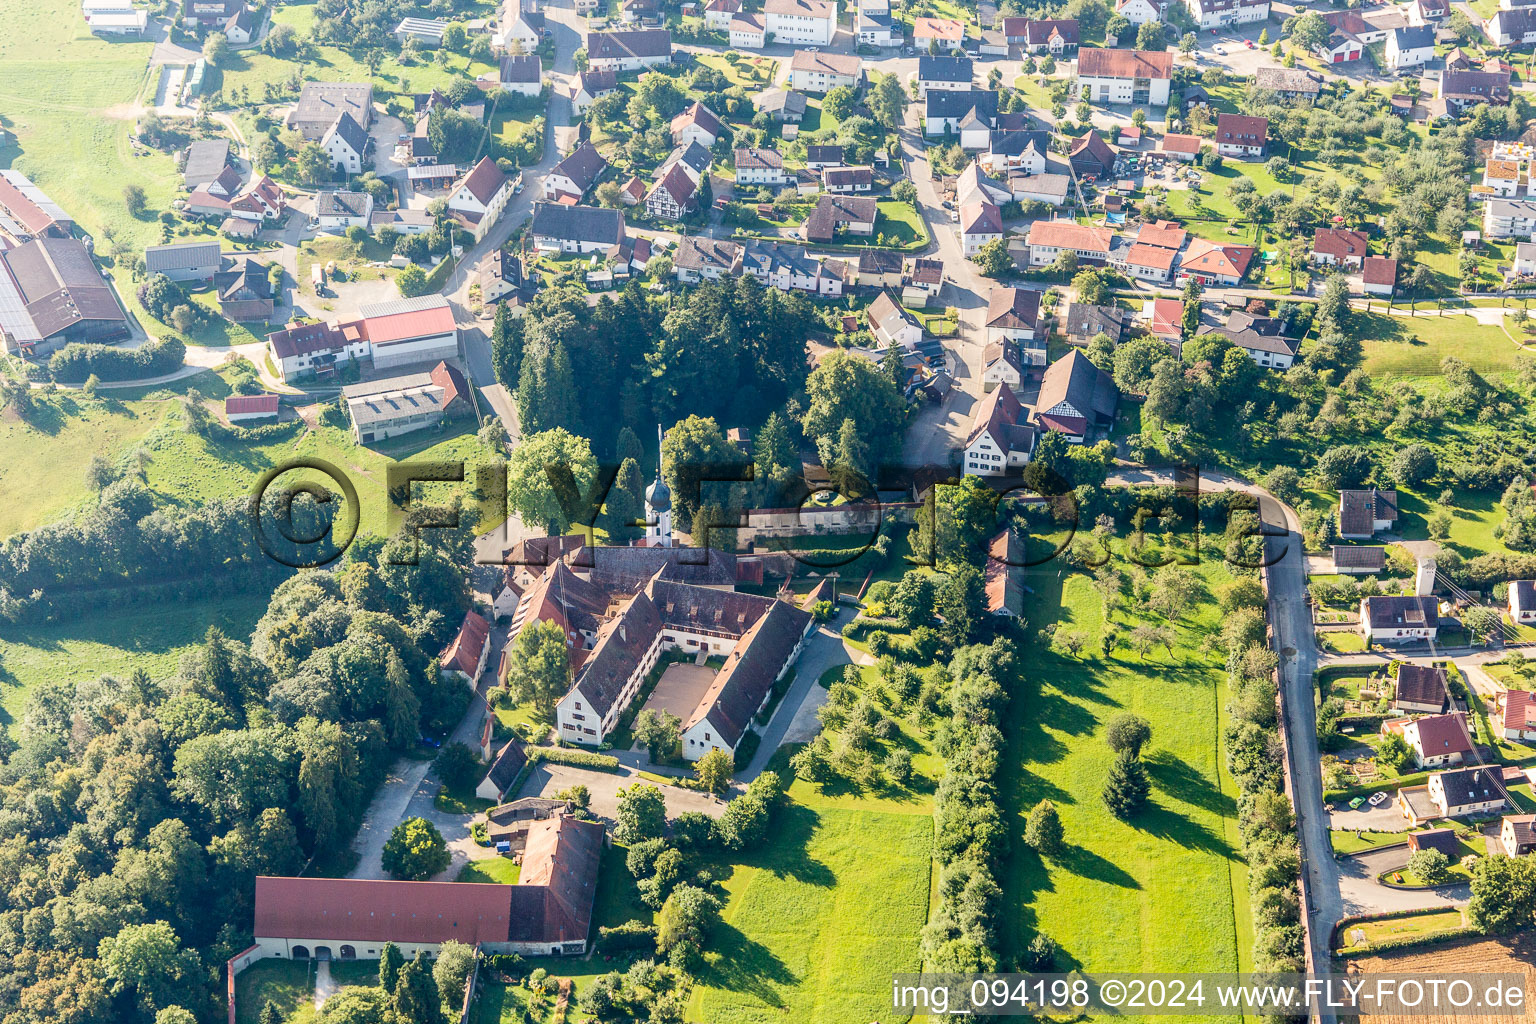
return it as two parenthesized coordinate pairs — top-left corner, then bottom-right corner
(315, 191), (373, 218)
(144, 240), (222, 272)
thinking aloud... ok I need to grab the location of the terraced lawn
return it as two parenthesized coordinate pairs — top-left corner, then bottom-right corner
(997, 565), (1253, 990)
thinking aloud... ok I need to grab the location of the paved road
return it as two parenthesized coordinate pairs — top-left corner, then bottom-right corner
(349, 681), (491, 881)
(893, 104), (995, 472)
(513, 760), (728, 822)
(440, 0), (581, 379)
(1264, 492), (1341, 1008)
(1338, 848), (1469, 915)
(743, 606), (861, 778)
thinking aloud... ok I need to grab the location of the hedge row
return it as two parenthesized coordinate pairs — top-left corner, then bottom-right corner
(531, 746), (622, 772)
(50, 336), (185, 383)
(1338, 927), (1480, 958)
(842, 616), (903, 641)
(598, 920), (657, 953)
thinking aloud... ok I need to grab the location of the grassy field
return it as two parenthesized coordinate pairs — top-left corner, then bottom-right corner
(0, 593), (271, 728)
(1329, 830), (1409, 855)
(1356, 311), (1525, 377)
(688, 801), (933, 1024)
(997, 563), (1253, 984)
(0, 6), (171, 258)
(456, 855), (521, 884)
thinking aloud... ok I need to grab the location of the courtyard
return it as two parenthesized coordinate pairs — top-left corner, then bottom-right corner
(639, 659), (720, 724)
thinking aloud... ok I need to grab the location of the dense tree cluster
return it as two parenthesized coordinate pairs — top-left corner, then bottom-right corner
(921, 640), (1016, 973)
(500, 278), (818, 461)
(1219, 573), (1305, 971)
(50, 337), (186, 384)
(0, 534), (472, 1022)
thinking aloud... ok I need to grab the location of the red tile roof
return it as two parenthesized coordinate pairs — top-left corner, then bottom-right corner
(1160, 133), (1201, 154)
(1127, 242), (1175, 271)
(1078, 47), (1172, 80)
(440, 610), (491, 675)
(225, 394), (280, 415)
(254, 876), (515, 945)
(1504, 689), (1536, 730)
(1149, 297), (1183, 336)
(914, 15), (963, 40)
(1136, 219), (1186, 250)
(458, 157), (510, 207)
(1027, 219), (1113, 252)
(1214, 113), (1268, 147)
(359, 299), (457, 345)
(1181, 238), (1254, 279)
(1363, 256), (1398, 285)
(1313, 227), (1369, 260)
(1410, 712), (1473, 757)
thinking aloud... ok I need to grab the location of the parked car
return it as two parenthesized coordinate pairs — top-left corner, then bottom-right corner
(1368, 791), (1388, 807)
(1214, 44), (1227, 55)
(1348, 796), (1366, 809)
(1244, 39), (1254, 48)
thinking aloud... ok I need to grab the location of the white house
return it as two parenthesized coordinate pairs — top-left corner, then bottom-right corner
(439, 611), (492, 686)
(982, 338), (1024, 391)
(1485, 199), (1536, 240)
(670, 101), (723, 149)
(1427, 766), (1507, 819)
(728, 12), (767, 46)
(959, 202), (1002, 257)
(764, 0), (837, 44)
(250, 817), (605, 962)
(447, 157), (514, 241)
(868, 290), (923, 349)
(531, 202), (627, 253)
(984, 287), (1041, 348)
(789, 50), (863, 92)
(964, 385), (1036, 475)
(704, 0), (741, 28)
(1360, 594), (1438, 644)
(570, 69), (618, 115)
(1497, 688), (1536, 742)
(914, 55), (974, 97)
(1509, 580), (1536, 624)
(1027, 219), (1114, 266)
(544, 141), (608, 202)
(1362, 257), (1397, 297)
(497, 53), (543, 97)
(1396, 713), (1473, 769)
(1183, 0), (1268, 30)
(1213, 113), (1267, 159)
(585, 28), (673, 71)
(1077, 47), (1172, 106)
(1115, 0), (1163, 26)
(1339, 487), (1399, 538)
(734, 147), (787, 186)
(321, 112), (369, 175)
(1386, 25), (1436, 69)
(314, 191), (375, 232)
(1486, 6), (1536, 45)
